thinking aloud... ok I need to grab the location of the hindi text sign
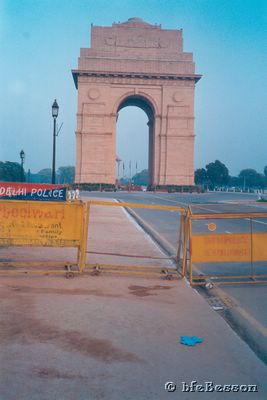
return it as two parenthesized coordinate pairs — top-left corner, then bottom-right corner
(0, 200), (84, 247)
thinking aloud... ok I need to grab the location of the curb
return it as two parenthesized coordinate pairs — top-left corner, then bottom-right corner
(210, 286), (267, 365)
(123, 201), (267, 365)
(119, 201), (181, 271)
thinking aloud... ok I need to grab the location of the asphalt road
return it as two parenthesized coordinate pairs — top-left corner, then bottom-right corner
(82, 190), (267, 364)
(84, 190), (267, 243)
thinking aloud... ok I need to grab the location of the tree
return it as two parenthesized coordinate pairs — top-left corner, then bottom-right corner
(57, 166), (75, 184)
(205, 160), (229, 187)
(132, 169), (149, 186)
(239, 169), (265, 189)
(34, 168), (52, 183)
(194, 168), (207, 185)
(28, 166), (75, 184)
(264, 166), (267, 180)
(228, 176), (242, 187)
(0, 161), (22, 182)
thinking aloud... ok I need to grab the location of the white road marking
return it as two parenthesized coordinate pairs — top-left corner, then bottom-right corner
(151, 194), (220, 213)
(152, 195), (267, 227)
(251, 219), (267, 226)
(150, 194), (188, 206)
(245, 217), (267, 226)
(151, 196), (267, 236)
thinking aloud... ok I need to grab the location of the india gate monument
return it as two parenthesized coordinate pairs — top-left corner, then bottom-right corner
(72, 18), (201, 186)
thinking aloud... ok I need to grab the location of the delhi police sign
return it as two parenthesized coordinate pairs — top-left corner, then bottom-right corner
(0, 183), (67, 202)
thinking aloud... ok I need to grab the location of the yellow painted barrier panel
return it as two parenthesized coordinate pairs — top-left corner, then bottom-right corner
(0, 200), (84, 247)
(252, 233), (267, 261)
(191, 233), (251, 263)
(89, 200), (184, 212)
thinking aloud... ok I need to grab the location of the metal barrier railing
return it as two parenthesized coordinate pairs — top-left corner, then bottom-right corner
(0, 199), (89, 275)
(83, 200), (186, 278)
(183, 205), (267, 285)
(0, 199), (185, 278)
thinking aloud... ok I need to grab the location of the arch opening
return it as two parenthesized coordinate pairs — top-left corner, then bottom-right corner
(116, 95), (155, 187)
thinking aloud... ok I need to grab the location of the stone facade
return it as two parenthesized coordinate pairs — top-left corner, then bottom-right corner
(72, 18), (201, 186)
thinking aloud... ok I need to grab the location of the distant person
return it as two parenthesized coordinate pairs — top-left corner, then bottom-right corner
(75, 188), (80, 199)
(67, 190), (72, 200)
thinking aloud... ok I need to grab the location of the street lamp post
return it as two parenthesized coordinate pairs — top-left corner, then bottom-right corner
(51, 99), (59, 184)
(129, 161), (132, 191)
(116, 155), (121, 189)
(20, 150), (25, 182)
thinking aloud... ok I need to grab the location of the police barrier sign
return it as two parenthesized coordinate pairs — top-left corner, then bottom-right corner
(191, 232), (267, 263)
(0, 200), (84, 247)
(0, 182), (67, 201)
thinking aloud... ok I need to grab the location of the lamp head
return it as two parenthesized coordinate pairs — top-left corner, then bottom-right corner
(52, 99), (59, 118)
(20, 150), (25, 161)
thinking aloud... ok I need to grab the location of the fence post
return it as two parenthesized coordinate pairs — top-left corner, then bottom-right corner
(78, 202), (90, 272)
(250, 217), (255, 279)
(176, 213), (184, 267)
(189, 217), (193, 285)
(182, 214), (189, 277)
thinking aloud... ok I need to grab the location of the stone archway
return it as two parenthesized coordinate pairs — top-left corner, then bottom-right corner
(117, 94), (155, 186)
(72, 18), (201, 187)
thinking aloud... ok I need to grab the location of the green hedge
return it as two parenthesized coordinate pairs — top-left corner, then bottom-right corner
(71, 183), (116, 191)
(148, 185), (202, 193)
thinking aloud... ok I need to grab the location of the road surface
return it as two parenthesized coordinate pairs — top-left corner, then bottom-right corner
(83, 190), (267, 364)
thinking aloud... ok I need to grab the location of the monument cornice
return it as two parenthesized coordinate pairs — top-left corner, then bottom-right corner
(73, 19), (201, 186)
(72, 69), (201, 88)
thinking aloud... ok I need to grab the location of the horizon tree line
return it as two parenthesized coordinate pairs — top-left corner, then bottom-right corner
(0, 162), (75, 184)
(1, 159), (267, 189)
(195, 160), (267, 190)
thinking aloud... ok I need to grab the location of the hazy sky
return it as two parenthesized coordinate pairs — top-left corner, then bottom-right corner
(1, 0), (266, 177)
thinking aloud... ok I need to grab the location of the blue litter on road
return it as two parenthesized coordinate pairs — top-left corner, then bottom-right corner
(180, 336), (203, 346)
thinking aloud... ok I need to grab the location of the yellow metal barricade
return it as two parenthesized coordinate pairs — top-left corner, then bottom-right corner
(0, 199), (187, 278)
(84, 200), (186, 278)
(0, 200), (89, 275)
(183, 205), (267, 285)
